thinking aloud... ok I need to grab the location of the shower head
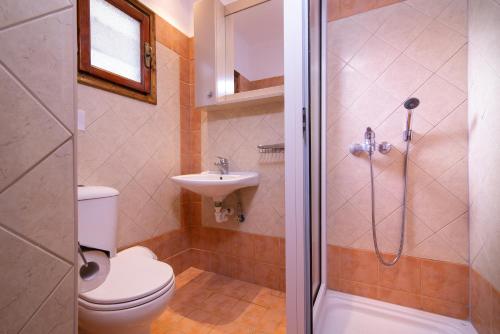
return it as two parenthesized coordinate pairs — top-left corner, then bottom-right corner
(404, 97), (420, 110)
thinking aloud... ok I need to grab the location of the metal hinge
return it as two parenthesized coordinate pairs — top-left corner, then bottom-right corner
(144, 42), (152, 68)
(302, 107), (307, 137)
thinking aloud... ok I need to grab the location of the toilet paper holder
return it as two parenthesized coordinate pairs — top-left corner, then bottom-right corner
(78, 243), (100, 281)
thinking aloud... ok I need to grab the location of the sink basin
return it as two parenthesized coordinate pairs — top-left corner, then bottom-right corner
(170, 171), (259, 201)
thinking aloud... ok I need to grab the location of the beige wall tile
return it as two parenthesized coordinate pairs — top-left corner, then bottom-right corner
(20, 271), (75, 334)
(0, 142), (74, 262)
(405, 0), (452, 18)
(438, 45), (468, 92)
(438, 0), (468, 36)
(0, 0), (70, 29)
(405, 21), (466, 72)
(0, 67), (70, 191)
(349, 36), (400, 81)
(327, 17), (372, 62)
(0, 227), (70, 333)
(78, 43), (181, 249)
(0, 9), (74, 129)
(375, 54), (432, 101)
(375, 3), (432, 51)
(327, 1), (469, 269)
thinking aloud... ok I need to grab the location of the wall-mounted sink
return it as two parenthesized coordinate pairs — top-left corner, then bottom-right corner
(170, 171), (259, 202)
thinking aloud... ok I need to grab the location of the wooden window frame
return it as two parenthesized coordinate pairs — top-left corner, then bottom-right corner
(77, 0), (157, 104)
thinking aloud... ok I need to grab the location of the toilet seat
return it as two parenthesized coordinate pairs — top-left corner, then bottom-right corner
(79, 253), (174, 311)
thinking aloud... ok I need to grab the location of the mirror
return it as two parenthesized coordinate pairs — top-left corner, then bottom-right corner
(224, 0), (284, 95)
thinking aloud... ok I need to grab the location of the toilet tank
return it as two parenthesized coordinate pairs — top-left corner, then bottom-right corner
(78, 186), (119, 257)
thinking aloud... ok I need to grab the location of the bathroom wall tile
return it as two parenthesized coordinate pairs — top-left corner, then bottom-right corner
(117, 211), (151, 249)
(20, 271), (74, 334)
(437, 0), (468, 36)
(421, 296), (468, 319)
(379, 255), (421, 293)
(327, 0), (342, 21)
(348, 180), (400, 222)
(437, 157), (468, 204)
(327, 17), (372, 62)
(377, 207), (433, 254)
(438, 45), (468, 92)
(137, 198), (167, 236)
(77, 85), (113, 127)
(77, 131), (110, 181)
(327, 112), (366, 150)
(253, 235), (281, 266)
(135, 158), (168, 196)
(0, 227), (70, 333)
(328, 202), (371, 246)
(405, 0), (452, 18)
(408, 181), (467, 232)
(327, 53), (346, 82)
(349, 84), (401, 127)
(114, 136), (151, 177)
(0, 9), (75, 129)
(254, 262), (282, 291)
(330, 155), (370, 200)
(327, 245), (342, 284)
(351, 229), (394, 253)
(375, 54), (432, 101)
(410, 127), (466, 179)
(351, 3), (399, 32)
(86, 109), (131, 155)
(421, 259), (469, 305)
(378, 288), (422, 309)
(471, 271), (494, 334)
(340, 0), (377, 17)
(337, 279), (379, 299)
(405, 20), (466, 72)
(0, 142), (74, 262)
(415, 75), (466, 124)
(349, 36), (400, 81)
(375, 159), (434, 201)
(328, 246), (470, 319)
(329, 65), (371, 108)
(411, 233), (467, 264)
(436, 100), (468, 149)
(0, 0), (70, 29)
(438, 213), (469, 262)
(340, 248), (379, 285)
(0, 67), (70, 192)
(375, 4), (432, 51)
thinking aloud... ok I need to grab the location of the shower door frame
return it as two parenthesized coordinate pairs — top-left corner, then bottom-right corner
(284, 0), (327, 332)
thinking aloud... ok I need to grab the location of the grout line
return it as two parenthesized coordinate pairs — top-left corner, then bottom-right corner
(0, 4), (73, 33)
(0, 46), (74, 137)
(17, 267), (75, 333)
(0, 220), (74, 267)
(0, 137), (72, 195)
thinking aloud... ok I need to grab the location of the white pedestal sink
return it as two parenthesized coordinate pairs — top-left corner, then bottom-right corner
(170, 171), (259, 202)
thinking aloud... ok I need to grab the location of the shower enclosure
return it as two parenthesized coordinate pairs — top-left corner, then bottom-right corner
(285, 0), (500, 333)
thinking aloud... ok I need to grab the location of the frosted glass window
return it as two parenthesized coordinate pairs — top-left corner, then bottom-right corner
(90, 0), (141, 82)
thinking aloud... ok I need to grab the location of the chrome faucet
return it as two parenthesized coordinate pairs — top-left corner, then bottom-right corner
(350, 127), (391, 156)
(214, 156), (229, 174)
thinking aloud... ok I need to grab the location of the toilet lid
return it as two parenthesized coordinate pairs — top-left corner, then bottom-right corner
(80, 255), (174, 305)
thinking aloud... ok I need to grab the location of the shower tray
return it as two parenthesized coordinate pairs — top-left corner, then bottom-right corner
(316, 291), (477, 334)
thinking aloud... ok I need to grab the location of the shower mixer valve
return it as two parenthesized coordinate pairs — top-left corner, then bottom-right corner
(350, 127), (391, 156)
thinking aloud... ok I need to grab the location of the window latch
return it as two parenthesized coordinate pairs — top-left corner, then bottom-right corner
(144, 42), (152, 68)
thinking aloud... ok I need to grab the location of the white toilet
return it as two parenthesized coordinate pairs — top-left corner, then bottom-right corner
(77, 186), (175, 334)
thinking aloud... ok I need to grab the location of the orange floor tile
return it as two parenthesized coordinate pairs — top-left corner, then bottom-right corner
(152, 267), (286, 334)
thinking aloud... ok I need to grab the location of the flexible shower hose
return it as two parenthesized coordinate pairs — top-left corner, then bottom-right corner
(369, 138), (411, 266)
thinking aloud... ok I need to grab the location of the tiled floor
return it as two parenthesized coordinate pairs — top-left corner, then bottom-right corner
(152, 267), (286, 334)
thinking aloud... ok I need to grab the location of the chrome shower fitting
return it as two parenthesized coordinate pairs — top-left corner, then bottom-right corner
(403, 97), (420, 142)
(349, 127), (391, 156)
(349, 97), (420, 267)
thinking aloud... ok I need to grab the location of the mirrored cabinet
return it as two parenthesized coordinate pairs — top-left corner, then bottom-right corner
(194, 0), (283, 109)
